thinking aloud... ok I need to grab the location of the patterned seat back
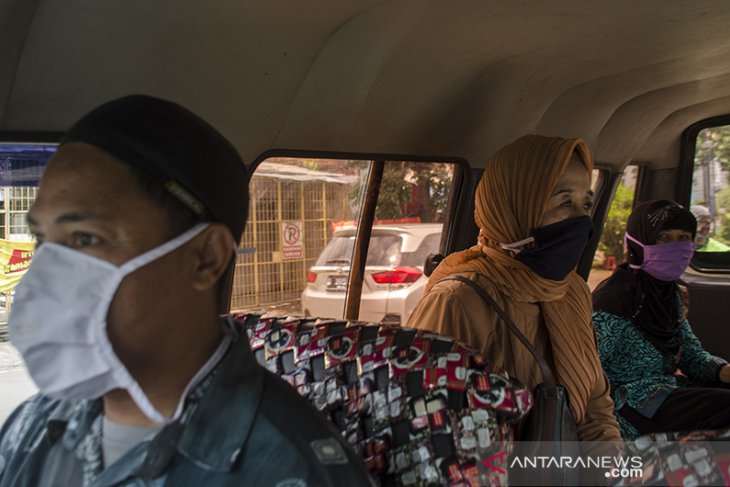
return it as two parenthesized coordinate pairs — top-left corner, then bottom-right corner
(233, 314), (533, 486)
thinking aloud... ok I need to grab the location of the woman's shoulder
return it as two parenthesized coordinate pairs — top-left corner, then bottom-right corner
(592, 308), (626, 318)
(426, 271), (544, 320)
(429, 271), (502, 299)
(592, 309), (633, 328)
(430, 270), (498, 287)
(407, 272), (498, 330)
(591, 310), (648, 350)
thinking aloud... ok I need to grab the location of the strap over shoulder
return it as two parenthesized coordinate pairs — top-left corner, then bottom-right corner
(438, 275), (558, 390)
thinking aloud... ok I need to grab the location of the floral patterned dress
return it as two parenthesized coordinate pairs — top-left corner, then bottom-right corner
(593, 299), (726, 439)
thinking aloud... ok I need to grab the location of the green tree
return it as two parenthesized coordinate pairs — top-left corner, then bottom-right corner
(694, 126), (730, 243)
(717, 186), (730, 213)
(695, 125), (730, 183)
(348, 161), (453, 222)
(375, 163), (412, 219)
(599, 181), (635, 262)
(410, 163), (452, 222)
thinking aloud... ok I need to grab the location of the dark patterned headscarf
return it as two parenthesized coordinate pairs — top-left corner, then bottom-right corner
(593, 200), (696, 362)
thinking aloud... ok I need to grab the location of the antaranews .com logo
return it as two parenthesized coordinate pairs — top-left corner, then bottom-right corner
(479, 442), (644, 485)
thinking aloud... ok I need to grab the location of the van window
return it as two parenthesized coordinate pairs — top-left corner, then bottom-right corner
(691, 125), (730, 256)
(400, 232), (441, 268)
(589, 165), (638, 289)
(591, 169), (603, 192)
(232, 156), (457, 325)
(0, 142), (56, 334)
(315, 234), (402, 267)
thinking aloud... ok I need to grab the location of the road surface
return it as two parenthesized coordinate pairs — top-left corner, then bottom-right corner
(0, 341), (38, 425)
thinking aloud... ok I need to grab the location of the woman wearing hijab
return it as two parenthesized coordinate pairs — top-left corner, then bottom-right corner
(406, 134), (621, 442)
(593, 200), (730, 439)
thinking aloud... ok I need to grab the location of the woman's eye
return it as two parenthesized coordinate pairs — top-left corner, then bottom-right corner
(559, 199), (592, 211)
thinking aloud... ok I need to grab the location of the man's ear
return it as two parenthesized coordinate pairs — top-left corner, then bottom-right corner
(191, 223), (236, 292)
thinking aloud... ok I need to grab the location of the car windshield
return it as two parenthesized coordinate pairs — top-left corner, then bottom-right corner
(316, 234), (402, 267)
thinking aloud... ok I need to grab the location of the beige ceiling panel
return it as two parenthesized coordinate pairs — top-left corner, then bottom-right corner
(595, 74), (730, 165)
(535, 46), (730, 145)
(275, 0), (699, 163)
(1, 0), (382, 164)
(456, 3), (730, 167)
(273, 0), (550, 156)
(0, 0), (729, 173)
(636, 96), (730, 169)
(0, 0), (41, 123)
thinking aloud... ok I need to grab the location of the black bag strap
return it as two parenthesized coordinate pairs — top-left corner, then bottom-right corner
(439, 275), (557, 390)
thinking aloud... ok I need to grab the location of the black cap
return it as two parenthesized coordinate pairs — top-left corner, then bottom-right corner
(61, 95), (249, 243)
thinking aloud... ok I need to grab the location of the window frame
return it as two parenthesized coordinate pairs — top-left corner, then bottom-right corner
(677, 115), (730, 273)
(248, 149), (470, 319)
(0, 139), (471, 318)
(577, 165), (611, 278)
(584, 164), (643, 287)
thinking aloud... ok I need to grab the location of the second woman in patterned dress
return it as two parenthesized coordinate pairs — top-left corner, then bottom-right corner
(593, 200), (730, 439)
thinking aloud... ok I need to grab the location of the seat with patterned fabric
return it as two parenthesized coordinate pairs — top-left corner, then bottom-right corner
(232, 313), (533, 486)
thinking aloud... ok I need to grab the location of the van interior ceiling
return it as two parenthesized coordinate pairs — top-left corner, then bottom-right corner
(1, 1), (729, 179)
(2, 1), (730, 282)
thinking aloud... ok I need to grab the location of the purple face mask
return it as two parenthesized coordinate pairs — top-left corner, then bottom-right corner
(625, 233), (695, 281)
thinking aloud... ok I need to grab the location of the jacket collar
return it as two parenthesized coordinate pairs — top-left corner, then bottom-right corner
(174, 317), (264, 472)
(45, 316), (265, 474)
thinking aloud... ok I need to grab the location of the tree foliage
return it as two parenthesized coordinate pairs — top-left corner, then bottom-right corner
(599, 181), (635, 260)
(719, 214), (730, 244)
(695, 126), (730, 180)
(375, 164), (412, 220)
(694, 126), (730, 244)
(349, 162), (452, 222)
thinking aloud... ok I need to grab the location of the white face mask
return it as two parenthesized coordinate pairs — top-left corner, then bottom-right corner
(9, 223), (231, 424)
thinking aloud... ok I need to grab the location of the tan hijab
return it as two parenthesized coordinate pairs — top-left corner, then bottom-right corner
(427, 134), (599, 423)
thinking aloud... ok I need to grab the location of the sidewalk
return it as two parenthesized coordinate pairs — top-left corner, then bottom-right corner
(0, 340), (23, 370)
(0, 341), (37, 425)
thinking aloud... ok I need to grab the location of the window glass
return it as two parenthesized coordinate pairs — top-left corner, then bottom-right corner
(589, 166), (638, 290)
(315, 233), (403, 267)
(359, 162), (453, 324)
(231, 158), (370, 317)
(591, 169), (603, 192)
(0, 143), (55, 329)
(401, 232), (441, 268)
(691, 125), (730, 254)
(231, 157), (457, 325)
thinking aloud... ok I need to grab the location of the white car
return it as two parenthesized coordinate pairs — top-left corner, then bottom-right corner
(301, 223), (442, 324)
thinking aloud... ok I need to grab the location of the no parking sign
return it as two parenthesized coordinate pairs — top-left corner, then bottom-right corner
(282, 222), (303, 259)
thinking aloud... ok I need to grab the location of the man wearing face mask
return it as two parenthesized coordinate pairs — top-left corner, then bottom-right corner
(593, 200), (730, 439)
(0, 95), (372, 487)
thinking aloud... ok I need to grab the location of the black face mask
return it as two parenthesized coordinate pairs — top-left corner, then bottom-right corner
(503, 215), (594, 281)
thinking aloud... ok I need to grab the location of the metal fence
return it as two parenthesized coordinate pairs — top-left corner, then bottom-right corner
(230, 176), (353, 312)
